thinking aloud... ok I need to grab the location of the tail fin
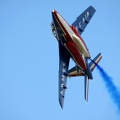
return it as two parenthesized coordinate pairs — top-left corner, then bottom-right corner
(68, 53), (102, 77)
(84, 75), (89, 101)
(68, 66), (84, 77)
(89, 53), (102, 71)
(84, 53), (102, 101)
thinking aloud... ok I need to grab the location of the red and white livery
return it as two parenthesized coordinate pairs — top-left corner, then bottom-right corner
(51, 6), (102, 108)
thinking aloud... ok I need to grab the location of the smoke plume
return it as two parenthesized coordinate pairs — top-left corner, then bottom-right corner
(90, 59), (120, 112)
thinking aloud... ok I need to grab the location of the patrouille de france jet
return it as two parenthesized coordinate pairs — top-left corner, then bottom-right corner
(51, 6), (102, 108)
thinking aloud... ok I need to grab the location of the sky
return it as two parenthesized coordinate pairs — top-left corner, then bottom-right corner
(0, 0), (120, 120)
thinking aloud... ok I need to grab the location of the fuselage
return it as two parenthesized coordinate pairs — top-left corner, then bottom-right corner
(52, 10), (91, 71)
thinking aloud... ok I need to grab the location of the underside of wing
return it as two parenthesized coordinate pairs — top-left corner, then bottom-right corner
(58, 42), (70, 108)
(72, 6), (96, 35)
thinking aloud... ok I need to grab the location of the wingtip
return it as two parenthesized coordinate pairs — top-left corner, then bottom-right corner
(60, 105), (63, 109)
(89, 5), (96, 12)
(59, 99), (64, 109)
(85, 98), (88, 102)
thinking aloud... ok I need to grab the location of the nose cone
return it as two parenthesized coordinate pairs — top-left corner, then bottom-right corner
(52, 10), (55, 12)
(51, 10), (58, 22)
(52, 10), (57, 16)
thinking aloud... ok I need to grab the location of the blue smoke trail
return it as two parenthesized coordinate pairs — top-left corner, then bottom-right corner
(90, 59), (120, 112)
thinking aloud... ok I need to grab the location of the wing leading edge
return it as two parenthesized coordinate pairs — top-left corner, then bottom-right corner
(58, 42), (70, 108)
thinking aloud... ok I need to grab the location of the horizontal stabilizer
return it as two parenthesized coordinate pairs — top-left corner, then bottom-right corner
(68, 53), (102, 77)
(89, 53), (102, 71)
(68, 66), (84, 77)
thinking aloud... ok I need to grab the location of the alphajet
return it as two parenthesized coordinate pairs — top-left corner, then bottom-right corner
(51, 6), (102, 108)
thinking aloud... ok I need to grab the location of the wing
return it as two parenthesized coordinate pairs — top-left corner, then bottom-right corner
(58, 42), (70, 108)
(72, 6), (96, 35)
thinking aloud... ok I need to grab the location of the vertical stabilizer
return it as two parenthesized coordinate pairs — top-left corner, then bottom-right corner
(84, 75), (89, 101)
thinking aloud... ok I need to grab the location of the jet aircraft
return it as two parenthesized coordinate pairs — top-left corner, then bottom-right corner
(51, 6), (102, 108)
